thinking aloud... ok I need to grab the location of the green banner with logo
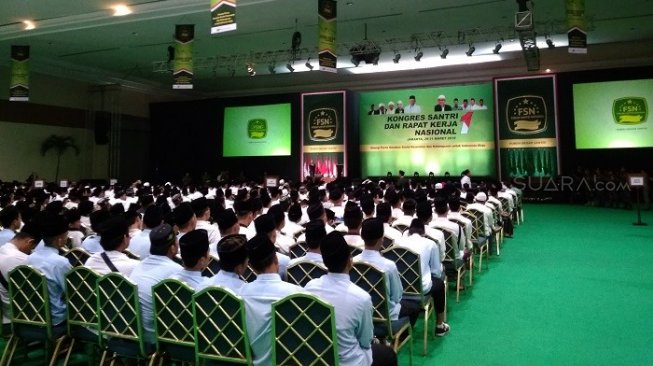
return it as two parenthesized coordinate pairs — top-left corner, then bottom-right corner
(359, 84), (495, 177)
(9, 45), (30, 102)
(566, 0), (587, 54)
(318, 0), (337, 73)
(573, 79), (653, 149)
(173, 24), (194, 90)
(495, 75), (559, 179)
(211, 0), (236, 34)
(301, 91), (346, 180)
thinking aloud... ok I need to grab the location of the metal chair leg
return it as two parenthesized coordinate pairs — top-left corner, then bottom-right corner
(61, 337), (76, 366)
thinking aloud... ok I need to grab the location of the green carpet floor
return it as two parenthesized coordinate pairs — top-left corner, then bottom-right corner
(2, 204), (652, 365)
(399, 204), (653, 366)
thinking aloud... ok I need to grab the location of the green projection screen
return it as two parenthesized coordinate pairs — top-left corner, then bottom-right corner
(222, 103), (292, 157)
(573, 79), (653, 149)
(359, 83), (496, 177)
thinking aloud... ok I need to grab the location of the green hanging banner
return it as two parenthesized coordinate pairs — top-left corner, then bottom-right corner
(211, 0), (237, 34)
(566, 0), (587, 54)
(9, 45), (30, 102)
(318, 0), (337, 73)
(173, 24), (194, 90)
(494, 75), (560, 180)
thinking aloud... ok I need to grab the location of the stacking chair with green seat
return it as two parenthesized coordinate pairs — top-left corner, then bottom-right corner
(192, 286), (251, 365)
(271, 293), (339, 366)
(63, 247), (91, 267)
(63, 266), (102, 365)
(438, 230), (466, 303)
(350, 262), (413, 365)
(391, 222), (409, 234)
(241, 265), (257, 283)
(202, 254), (221, 278)
(149, 279), (195, 366)
(285, 261), (327, 287)
(447, 217), (474, 286)
(1, 265), (68, 366)
(463, 209), (489, 272)
(382, 246), (434, 355)
(96, 272), (152, 365)
(485, 202), (503, 254)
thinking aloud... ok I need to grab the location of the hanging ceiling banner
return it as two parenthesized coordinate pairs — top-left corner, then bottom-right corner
(9, 45), (30, 102)
(173, 24), (194, 89)
(211, 0), (237, 34)
(318, 0), (337, 73)
(566, 0), (587, 54)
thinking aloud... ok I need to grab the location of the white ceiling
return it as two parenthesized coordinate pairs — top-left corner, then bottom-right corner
(1, 0), (652, 96)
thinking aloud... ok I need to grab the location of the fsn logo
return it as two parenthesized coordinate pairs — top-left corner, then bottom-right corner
(248, 119), (267, 139)
(506, 95), (547, 135)
(613, 97), (647, 125)
(308, 108), (338, 141)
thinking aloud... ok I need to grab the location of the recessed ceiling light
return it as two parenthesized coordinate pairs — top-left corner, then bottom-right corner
(112, 4), (132, 16)
(23, 20), (36, 30)
(545, 68), (552, 73)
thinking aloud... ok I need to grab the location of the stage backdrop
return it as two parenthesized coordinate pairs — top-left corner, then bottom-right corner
(301, 91), (346, 180)
(359, 83), (495, 177)
(495, 74), (560, 179)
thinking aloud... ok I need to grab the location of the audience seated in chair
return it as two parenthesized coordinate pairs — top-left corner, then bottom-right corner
(84, 215), (140, 276)
(170, 229), (211, 288)
(198, 234), (248, 293)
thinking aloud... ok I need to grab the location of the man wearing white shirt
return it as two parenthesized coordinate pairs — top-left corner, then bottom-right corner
(198, 234), (248, 292)
(393, 198), (416, 229)
(0, 206), (21, 246)
(342, 204), (365, 249)
(129, 205), (162, 259)
(404, 95), (421, 113)
(305, 231), (397, 366)
(288, 220), (325, 267)
(170, 230), (211, 289)
(430, 198), (464, 261)
(415, 202), (446, 259)
(173, 203), (197, 241)
(192, 197), (221, 247)
(253, 214), (291, 279)
(460, 169), (472, 190)
(267, 205), (294, 255)
(0, 223), (41, 326)
(375, 202), (402, 243)
(355, 218), (420, 327)
(447, 198), (473, 254)
(234, 199), (256, 240)
(466, 192), (495, 239)
(84, 216), (140, 276)
(393, 220), (449, 336)
(296, 203), (334, 243)
(241, 235), (305, 366)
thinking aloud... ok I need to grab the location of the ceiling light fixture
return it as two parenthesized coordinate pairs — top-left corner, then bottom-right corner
(440, 47), (449, 59)
(23, 20), (36, 30)
(466, 44), (475, 56)
(414, 50), (423, 61)
(112, 4), (132, 17)
(305, 57), (314, 70)
(286, 63), (295, 72)
(393, 53), (401, 64)
(493, 43), (502, 54)
(246, 64), (256, 76)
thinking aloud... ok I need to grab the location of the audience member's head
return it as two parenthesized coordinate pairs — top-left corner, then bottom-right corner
(247, 234), (277, 273)
(321, 231), (351, 273)
(217, 234), (248, 273)
(360, 218), (384, 248)
(149, 223), (178, 257)
(216, 208), (239, 235)
(173, 202), (196, 231)
(375, 202), (392, 223)
(143, 205), (163, 229)
(99, 215), (129, 251)
(179, 229), (210, 270)
(304, 219), (327, 250)
(343, 203), (363, 231)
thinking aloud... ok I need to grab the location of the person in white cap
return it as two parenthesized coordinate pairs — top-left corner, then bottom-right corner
(466, 192), (494, 239)
(387, 101), (396, 114)
(434, 94), (452, 112)
(395, 100), (405, 114)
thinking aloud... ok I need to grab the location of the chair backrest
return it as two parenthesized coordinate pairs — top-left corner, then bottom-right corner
(439, 229), (456, 262)
(152, 279), (195, 350)
(240, 265), (257, 283)
(202, 254), (221, 277)
(64, 247), (91, 267)
(465, 208), (485, 241)
(349, 246), (362, 257)
(382, 246), (423, 298)
(286, 261), (327, 287)
(8, 265), (52, 338)
(288, 241), (308, 259)
(350, 262), (391, 328)
(122, 249), (141, 261)
(498, 196), (510, 213)
(392, 223), (408, 233)
(96, 273), (145, 354)
(192, 286), (251, 365)
(271, 293), (339, 366)
(65, 266), (100, 332)
(382, 236), (394, 250)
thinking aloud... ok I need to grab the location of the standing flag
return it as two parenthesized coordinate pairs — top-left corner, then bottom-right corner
(9, 45), (30, 102)
(211, 0), (237, 34)
(318, 0), (337, 73)
(566, 0), (587, 54)
(173, 25), (194, 90)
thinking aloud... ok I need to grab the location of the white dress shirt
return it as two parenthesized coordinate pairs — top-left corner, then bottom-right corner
(353, 249), (402, 320)
(393, 234), (442, 295)
(128, 228), (152, 260)
(0, 242), (28, 323)
(85, 250), (140, 276)
(198, 270), (247, 293)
